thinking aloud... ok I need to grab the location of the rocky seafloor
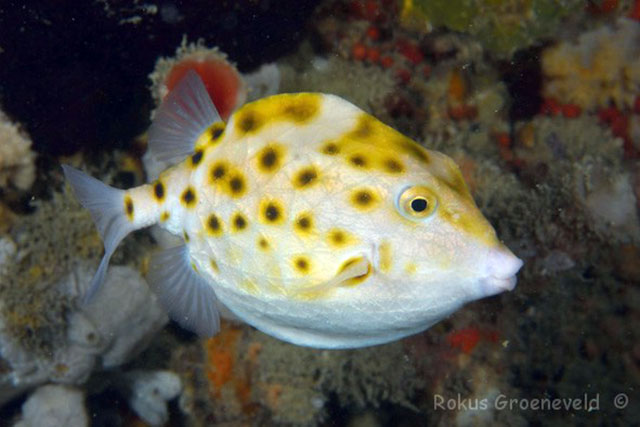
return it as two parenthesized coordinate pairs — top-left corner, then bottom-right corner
(1, 0), (639, 425)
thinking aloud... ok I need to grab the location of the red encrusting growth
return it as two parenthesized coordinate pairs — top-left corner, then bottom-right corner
(352, 42), (367, 61)
(397, 39), (424, 65)
(165, 59), (242, 121)
(447, 327), (499, 354)
(586, 0), (618, 14)
(598, 106), (636, 158)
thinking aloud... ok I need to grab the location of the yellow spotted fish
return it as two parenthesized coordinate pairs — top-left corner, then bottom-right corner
(63, 71), (522, 348)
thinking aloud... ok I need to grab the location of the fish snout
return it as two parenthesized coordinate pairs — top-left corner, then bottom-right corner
(479, 245), (523, 296)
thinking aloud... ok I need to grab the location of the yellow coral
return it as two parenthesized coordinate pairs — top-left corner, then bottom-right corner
(542, 18), (640, 110)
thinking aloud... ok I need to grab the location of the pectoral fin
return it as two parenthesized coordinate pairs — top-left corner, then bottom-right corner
(293, 256), (372, 299)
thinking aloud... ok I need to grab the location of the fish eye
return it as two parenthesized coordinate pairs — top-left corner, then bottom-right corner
(397, 186), (438, 220)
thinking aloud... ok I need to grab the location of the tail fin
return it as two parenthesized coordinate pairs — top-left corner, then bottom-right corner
(62, 165), (136, 302)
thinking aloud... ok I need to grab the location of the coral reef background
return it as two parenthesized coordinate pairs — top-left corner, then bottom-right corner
(1, 0), (639, 425)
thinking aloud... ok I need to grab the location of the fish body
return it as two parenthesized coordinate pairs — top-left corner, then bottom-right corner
(64, 71), (522, 348)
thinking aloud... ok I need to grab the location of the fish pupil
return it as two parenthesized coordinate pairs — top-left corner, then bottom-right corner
(411, 197), (428, 212)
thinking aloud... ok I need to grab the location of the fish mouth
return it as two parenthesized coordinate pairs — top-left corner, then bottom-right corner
(480, 245), (523, 296)
(481, 275), (518, 295)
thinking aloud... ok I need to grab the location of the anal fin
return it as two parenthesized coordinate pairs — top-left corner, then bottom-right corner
(147, 245), (221, 337)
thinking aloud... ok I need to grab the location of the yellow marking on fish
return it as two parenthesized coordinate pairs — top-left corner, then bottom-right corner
(326, 228), (357, 248)
(208, 122), (225, 143)
(183, 231), (190, 242)
(241, 279), (259, 294)
(210, 258), (219, 273)
(227, 247), (242, 265)
(382, 157), (405, 174)
(256, 143), (286, 174)
(434, 158), (473, 202)
(209, 161), (247, 198)
(258, 236), (271, 251)
(279, 95), (321, 123)
(320, 141), (340, 155)
(348, 153), (370, 169)
(206, 213), (224, 236)
(440, 206), (498, 246)
(152, 181), (165, 202)
(191, 262), (198, 272)
(292, 255), (312, 275)
(234, 94), (321, 135)
(292, 166), (319, 189)
(195, 121), (225, 148)
(160, 211), (170, 222)
(346, 113), (431, 165)
(124, 195), (134, 220)
(209, 160), (229, 182)
(181, 187), (197, 208)
(378, 241), (392, 273)
(230, 212), (248, 232)
(260, 198), (285, 225)
(293, 211), (314, 237)
(189, 148), (204, 168)
(339, 256), (372, 286)
(225, 171), (247, 198)
(405, 262), (417, 275)
(350, 188), (379, 212)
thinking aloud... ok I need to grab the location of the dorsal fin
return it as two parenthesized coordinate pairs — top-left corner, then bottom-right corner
(292, 256), (371, 298)
(148, 70), (222, 164)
